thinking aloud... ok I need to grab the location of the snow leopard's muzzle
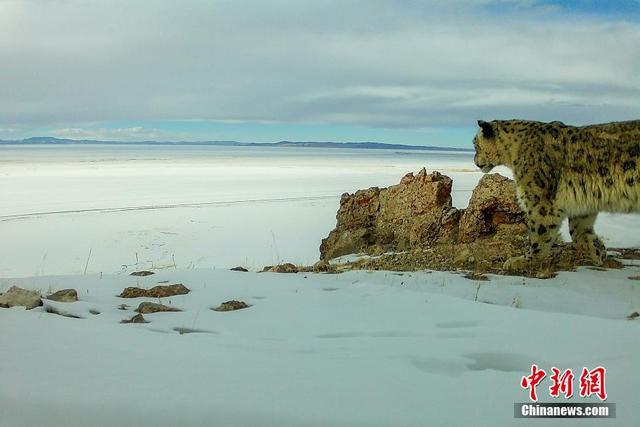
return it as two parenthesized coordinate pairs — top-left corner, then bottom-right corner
(474, 154), (494, 173)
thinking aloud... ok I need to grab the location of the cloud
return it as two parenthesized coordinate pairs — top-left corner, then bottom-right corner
(0, 0), (638, 134)
(0, 126), (21, 135)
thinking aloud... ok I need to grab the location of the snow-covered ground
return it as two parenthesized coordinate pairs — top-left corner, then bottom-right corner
(1, 145), (639, 426)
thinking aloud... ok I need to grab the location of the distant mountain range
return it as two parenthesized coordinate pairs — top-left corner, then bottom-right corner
(0, 136), (473, 152)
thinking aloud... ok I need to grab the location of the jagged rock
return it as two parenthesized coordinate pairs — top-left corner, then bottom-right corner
(118, 287), (148, 298)
(312, 260), (334, 273)
(130, 270), (154, 276)
(316, 169), (553, 274)
(458, 174), (526, 243)
(213, 300), (250, 312)
(0, 286), (43, 310)
(230, 266), (249, 272)
(46, 289), (78, 302)
(319, 170), (530, 263)
(135, 302), (181, 314)
(320, 168), (461, 260)
(264, 263), (299, 273)
(121, 313), (148, 323)
(118, 284), (190, 298)
(146, 283), (189, 297)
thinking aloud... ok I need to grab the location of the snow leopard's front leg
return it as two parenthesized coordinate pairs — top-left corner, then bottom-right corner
(504, 187), (564, 272)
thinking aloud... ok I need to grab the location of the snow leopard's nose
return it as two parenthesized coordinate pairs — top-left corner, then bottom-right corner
(474, 154), (483, 169)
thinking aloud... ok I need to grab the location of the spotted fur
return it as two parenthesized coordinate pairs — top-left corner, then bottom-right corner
(473, 119), (640, 270)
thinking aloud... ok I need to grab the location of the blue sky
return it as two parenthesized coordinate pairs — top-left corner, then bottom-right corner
(534, 0), (640, 15)
(1, 0), (639, 148)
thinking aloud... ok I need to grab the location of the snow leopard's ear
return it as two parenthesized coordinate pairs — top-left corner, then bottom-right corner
(477, 120), (495, 139)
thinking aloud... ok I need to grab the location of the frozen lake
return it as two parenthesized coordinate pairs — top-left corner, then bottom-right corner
(0, 144), (481, 216)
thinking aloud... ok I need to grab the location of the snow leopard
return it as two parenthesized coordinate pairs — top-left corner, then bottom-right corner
(472, 119), (640, 271)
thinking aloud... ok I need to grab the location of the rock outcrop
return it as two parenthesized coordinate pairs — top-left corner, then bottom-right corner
(118, 284), (190, 298)
(46, 289), (78, 302)
(320, 170), (525, 260)
(312, 260), (334, 273)
(263, 263), (299, 273)
(212, 300), (250, 312)
(135, 302), (181, 314)
(130, 270), (154, 276)
(0, 286), (43, 310)
(320, 168), (461, 260)
(458, 174), (526, 242)
(121, 313), (148, 324)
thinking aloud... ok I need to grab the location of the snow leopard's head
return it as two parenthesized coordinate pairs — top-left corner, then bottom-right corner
(473, 120), (503, 173)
